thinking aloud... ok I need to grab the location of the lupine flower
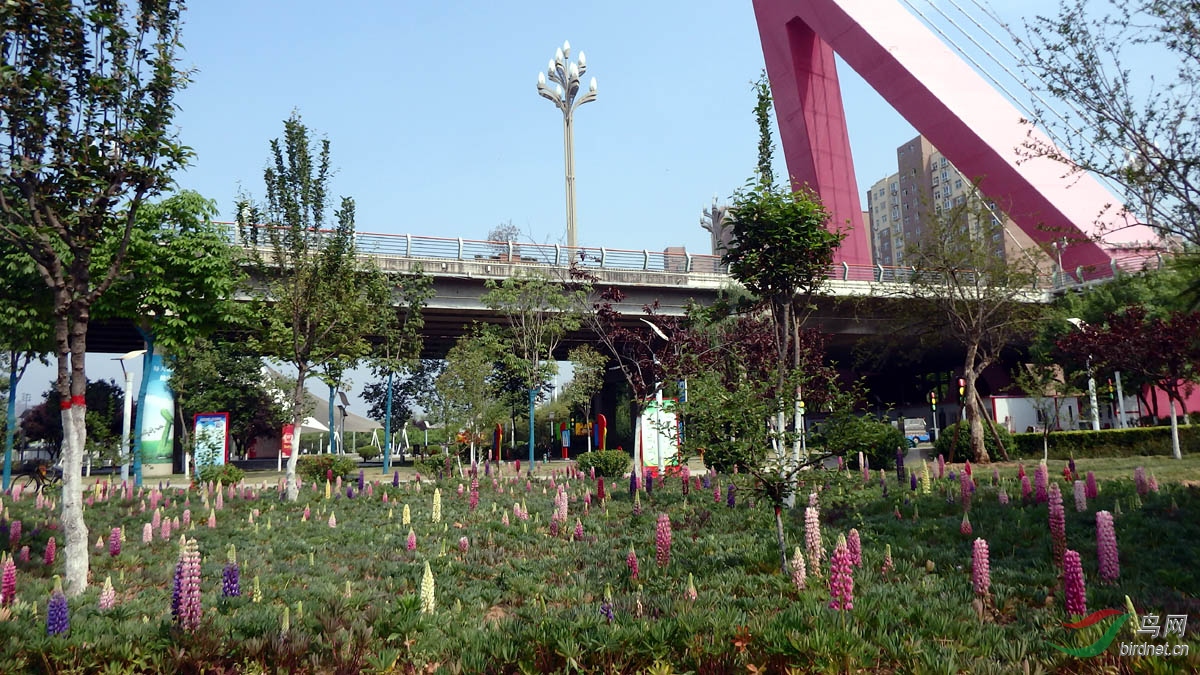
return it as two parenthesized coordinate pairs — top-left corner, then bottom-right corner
(809, 491), (819, 508)
(1096, 510), (1120, 583)
(109, 527), (122, 556)
(251, 575), (262, 603)
(626, 545), (640, 580)
(161, 517), (172, 541)
(702, 474), (711, 490)
(1068, 457), (1077, 479)
(346, 486), (355, 499)
(152, 508), (162, 530)
(182, 509), (191, 527)
(459, 536), (469, 555)
(17, 546), (27, 563)
(1073, 480), (1087, 512)
(1035, 463), (1049, 503)
(1021, 474), (1032, 502)
(992, 467), (1000, 486)
(937, 453), (945, 479)
(998, 489), (1009, 505)
(174, 536), (202, 632)
(44, 536), (56, 566)
(847, 528), (862, 567)
(222, 545), (241, 598)
(646, 474), (654, 494)
(142, 522), (153, 545)
(713, 479), (721, 503)
(1049, 483), (1066, 566)
(972, 538), (990, 598)
(46, 577), (68, 636)
(633, 490), (643, 516)
(726, 483), (736, 508)
(655, 513), (672, 567)
(960, 470), (973, 510)
(420, 561), (436, 613)
(469, 488), (479, 511)
(828, 534), (854, 611)
(960, 513), (972, 536)
(406, 528), (416, 551)
(456, 483), (464, 498)
(920, 460), (932, 494)
(432, 489), (442, 523)
(215, 489), (223, 511)
(1148, 473), (1159, 493)
(99, 575), (115, 611)
(501, 511), (509, 526)
(1063, 549), (1087, 617)
(910, 472), (918, 491)
(597, 477), (605, 501)
(601, 584), (614, 623)
(207, 509), (216, 528)
(1085, 471), (1098, 500)
(0, 555), (14, 605)
(629, 471), (637, 499)
(805, 506), (824, 575)
(681, 467), (691, 496)
(573, 518), (583, 541)
(790, 546), (807, 590)
(302, 505), (310, 522)
(896, 448), (906, 483)
(686, 573), (698, 602)
(8, 520), (20, 545)
(402, 504), (411, 526)
(881, 544), (893, 575)
(357, 469), (365, 493)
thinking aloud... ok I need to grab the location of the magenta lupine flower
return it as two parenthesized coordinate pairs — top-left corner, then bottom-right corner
(847, 528), (862, 568)
(174, 537), (202, 632)
(1085, 471), (1098, 500)
(469, 489), (479, 511)
(655, 513), (672, 567)
(1035, 463), (1049, 504)
(406, 528), (417, 551)
(805, 506), (824, 575)
(1133, 466), (1148, 495)
(573, 518), (583, 541)
(972, 538), (990, 598)
(627, 546), (640, 580)
(142, 522), (152, 545)
(1021, 474), (1032, 501)
(1096, 510), (1120, 583)
(0, 555), (14, 605)
(960, 513), (972, 536)
(109, 527), (121, 557)
(1073, 480), (1087, 512)
(8, 520), (20, 546)
(46, 580), (68, 636)
(713, 479), (721, 503)
(43, 537), (56, 566)
(960, 470), (973, 510)
(828, 534), (854, 611)
(302, 505), (311, 522)
(459, 536), (469, 555)
(17, 546), (28, 563)
(937, 453), (945, 479)
(1048, 483), (1066, 567)
(1063, 549), (1087, 617)
(597, 477), (605, 501)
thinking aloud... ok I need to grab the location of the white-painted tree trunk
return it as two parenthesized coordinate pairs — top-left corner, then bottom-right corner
(60, 395), (89, 596)
(1170, 399), (1182, 460)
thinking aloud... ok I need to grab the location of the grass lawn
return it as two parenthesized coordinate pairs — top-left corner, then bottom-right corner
(2, 454), (1197, 673)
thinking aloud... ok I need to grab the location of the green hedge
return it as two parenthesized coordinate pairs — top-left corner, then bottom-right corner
(1010, 425), (1200, 460)
(574, 449), (631, 477)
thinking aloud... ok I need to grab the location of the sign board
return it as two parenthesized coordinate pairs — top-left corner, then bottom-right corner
(640, 398), (680, 474)
(193, 413), (230, 467)
(281, 423), (295, 458)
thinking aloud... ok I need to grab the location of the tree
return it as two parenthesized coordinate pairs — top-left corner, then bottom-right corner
(366, 272), (431, 473)
(723, 72), (844, 510)
(895, 187), (1044, 463)
(238, 114), (395, 501)
(482, 272), (585, 470)
(1014, 0), (1199, 249)
(560, 345), (607, 451)
(21, 380), (124, 464)
(437, 328), (508, 467)
(0, 0), (190, 595)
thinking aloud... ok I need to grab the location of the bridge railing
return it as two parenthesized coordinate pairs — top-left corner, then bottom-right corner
(221, 222), (1167, 291)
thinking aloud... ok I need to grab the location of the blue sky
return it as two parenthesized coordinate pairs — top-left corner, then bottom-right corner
(21, 0), (1061, 413)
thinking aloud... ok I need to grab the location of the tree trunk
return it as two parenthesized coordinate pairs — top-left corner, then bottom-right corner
(285, 365), (309, 501)
(774, 505), (788, 575)
(58, 302), (90, 596)
(963, 345), (990, 463)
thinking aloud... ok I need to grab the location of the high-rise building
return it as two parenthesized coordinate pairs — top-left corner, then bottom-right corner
(869, 135), (1048, 270)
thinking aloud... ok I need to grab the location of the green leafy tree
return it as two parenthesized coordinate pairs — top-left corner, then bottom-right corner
(560, 345), (607, 451)
(21, 380), (124, 465)
(366, 272), (431, 471)
(483, 273), (585, 470)
(0, 0), (190, 595)
(437, 328), (508, 467)
(238, 114), (394, 501)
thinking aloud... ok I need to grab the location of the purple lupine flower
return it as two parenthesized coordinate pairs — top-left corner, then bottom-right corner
(655, 513), (672, 567)
(347, 486), (354, 499)
(358, 470), (365, 492)
(1049, 483), (1066, 567)
(971, 538), (990, 598)
(109, 527), (122, 557)
(629, 471), (637, 499)
(702, 474), (711, 490)
(828, 535), (854, 611)
(393, 471), (400, 487)
(46, 580), (68, 636)
(175, 537), (202, 632)
(1067, 458), (1076, 479)
(646, 474), (654, 495)
(222, 563), (241, 597)
(847, 528), (862, 567)
(998, 489), (1009, 505)
(1096, 510), (1120, 583)
(1063, 549), (1087, 617)
(726, 483), (736, 508)
(681, 467), (690, 496)
(1085, 471), (1098, 500)
(910, 472), (918, 491)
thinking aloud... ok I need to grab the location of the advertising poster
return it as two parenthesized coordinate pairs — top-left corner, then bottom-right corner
(281, 423), (295, 458)
(193, 413), (230, 467)
(139, 351), (175, 467)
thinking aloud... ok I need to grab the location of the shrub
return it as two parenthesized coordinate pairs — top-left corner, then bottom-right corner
(356, 443), (380, 461)
(813, 412), (908, 469)
(198, 463), (245, 485)
(296, 454), (359, 483)
(1010, 425), (1200, 460)
(574, 449), (631, 477)
(932, 421), (1012, 463)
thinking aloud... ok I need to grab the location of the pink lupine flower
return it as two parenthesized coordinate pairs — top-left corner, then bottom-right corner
(937, 453), (945, 479)
(207, 510), (216, 529)
(1133, 466), (1148, 495)
(43, 537), (56, 566)
(1021, 474), (1032, 502)
(1073, 480), (1087, 512)
(847, 528), (862, 568)
(302, 505), (310, 522)
(960, 513), (972, 536)
(142, 523), (153, 545)
(1148, 473), (1159, 493)
(1035, 463), (1049, 504)
(1096, 510), (1120, 583)
(998, 489), (1009, 505)
(161, 517), (172, 541)
(0, 555), (14, 605)
(828, 534), (854, 611)
(406, 528), (417, 551)
(1049, 483), (1066, 567)
(459, 536), (469, 555)
(17, 546), (28, 563)
(627, 546), (640, 580)
(960, 470), (973, 510)
(182, 509), (191, 527)
(174, 537), (203, 632)
(151, 508), (161, 531)
(881, 544), (893, 575)
(805, 506), (824, 575)
(655, 513), (672, 567)
(971, 538), (990, 598)
(98, 575), (116, 611)
(573, 518), (583, 541)
(1063, 549), (1087, 617)
(328, 512), (337, 528)
(8, 520), (20, 545)
(790, 546), (807, 591)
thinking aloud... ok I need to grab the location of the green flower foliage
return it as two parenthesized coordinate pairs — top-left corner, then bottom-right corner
(574, 450), (631, 478)
(198, 464), (246, 486)
(295, 455), (358, 483)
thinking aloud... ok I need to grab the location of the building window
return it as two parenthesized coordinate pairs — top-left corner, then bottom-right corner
(940, 157), (948, 167)
(932, 176), (939, 187)
(955, 179), (963, 190)
(943, 199), (952, 209)
(941, 170), (950, 181)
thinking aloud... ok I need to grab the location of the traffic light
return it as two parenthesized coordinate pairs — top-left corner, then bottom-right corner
(929, 391), (938, 411)
(798, 400), (806, 415)
(957, 378), (966, 397)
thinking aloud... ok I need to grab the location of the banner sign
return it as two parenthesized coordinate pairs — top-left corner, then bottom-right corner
(281, 423), (295, 459)
(139, 351), (175, 466)
(193, 413), (230, 467)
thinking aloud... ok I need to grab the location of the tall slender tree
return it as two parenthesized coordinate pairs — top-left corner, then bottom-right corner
(0, 0), (190, 595)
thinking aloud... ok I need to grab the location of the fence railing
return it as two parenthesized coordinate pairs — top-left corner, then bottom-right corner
(219, 222), (1167, 291)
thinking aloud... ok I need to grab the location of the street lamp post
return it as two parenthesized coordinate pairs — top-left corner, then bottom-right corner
(1066, 318), (1102, 431)
(114, 349), (147, 484)
(537, 40), (597, 252)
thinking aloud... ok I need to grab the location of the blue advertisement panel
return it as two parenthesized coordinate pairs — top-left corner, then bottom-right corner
(193, 413), (230, 467)
(139, 352), (175, 468)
